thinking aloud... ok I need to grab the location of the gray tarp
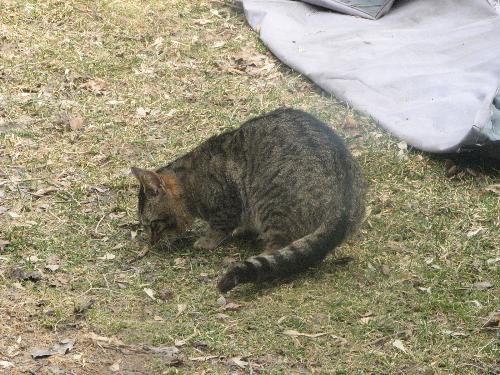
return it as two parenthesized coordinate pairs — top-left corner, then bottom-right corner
(302, 0), (396, 19)
(241, 0), (500, 155)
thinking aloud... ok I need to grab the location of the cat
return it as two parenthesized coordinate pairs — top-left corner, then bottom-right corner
(131, 108), (366, 292)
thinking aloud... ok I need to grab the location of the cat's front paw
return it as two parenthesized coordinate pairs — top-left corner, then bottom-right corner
(193, 236), (219, 250)
(217, 269), (239, 293)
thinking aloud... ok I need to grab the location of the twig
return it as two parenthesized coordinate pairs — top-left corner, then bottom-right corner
(368, 331), (406, 346)
(94, 214), (106, 235)
(127, 246), (150, 264)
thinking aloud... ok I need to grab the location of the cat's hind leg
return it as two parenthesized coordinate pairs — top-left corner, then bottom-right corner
(261, 229), (291, 253)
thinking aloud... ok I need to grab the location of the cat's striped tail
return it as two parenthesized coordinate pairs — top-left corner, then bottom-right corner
(217, 214), (350, 293)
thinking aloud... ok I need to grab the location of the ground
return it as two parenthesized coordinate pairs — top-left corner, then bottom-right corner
(0, 1), (499, 374)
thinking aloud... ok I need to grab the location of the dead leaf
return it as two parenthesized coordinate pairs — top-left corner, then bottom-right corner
(85, 332), (125, 348)
(130, 230), (138, 240)
(189, 355), (219, 361)
(215, 313), (230, 320)
(343, 116), (357, 129)
(198, 272), (211, 282)
(485, 183), (500, 195)
(283, 330), (328, 338)
(360, 316), (375, 324)
(109, 361), (120, 372)
(229, 356), (248, 369)
(74, 299), (95, 316)
(222, 302), (241, 311)
(48, 274), (69, 288)
(53, 338), (75, 355)
(97, 253), (115, 260)
(8, 211), (21, 219)
(151, 36), (164, 49)
(0, 361), (13, 369)
(176, 303), (187, 317)
(0, 239), (10, 250)
(31, 338), (75, 359)
(128, 246), (150, 263)
(145, 346), (184, 366)
(174, 257), (186, 268)
(69, 116), (84, 131)
(153, 315), (164, 322)
(31, 348), (56, 359)
(330, 335), (348, 345)
(80, 78), (107, 95)
(387, 241), (410, 253)
(107, 99), (125, 106)
(397, 141), (407, 150)
(32, 187), (58, 197)
(45, 264), (60, 272)
(166, 108), (177, 117)
(9, 267), (42, 282)
(146, 346), (179, 355)
(26, 255), (39, 262)
(442, 330), (468, 338)
(418, 287), (431, 294)
(47, 365), (65, 374)
(392, 339), (407, 353)
(194, 18), (212, 25)
(136, 107), (149, 118)
(467, 227), (485, 238)
(486, 257), (500, 265)
(470, 281), (493, 290)
(444, 159), (458, 177)
(380, 264), (390, 276)
(482, 311), (500, 329)
(397, 141), (408, 159)
(144, 288), (156, 301)
(175, 333), (195, 347)
(109, 212), (126, 220)
(158, 289), (174, 301)
(332, 256), (355, 267)
(212, 41), (225, 48)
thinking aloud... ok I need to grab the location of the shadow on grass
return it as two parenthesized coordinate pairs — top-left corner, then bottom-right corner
(413, 148), (500, 177)
(127, 224), (359, 298)
(228, 255), (357, 300)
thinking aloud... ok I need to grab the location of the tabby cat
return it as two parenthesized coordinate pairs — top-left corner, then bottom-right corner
(131, 108), (366, 292)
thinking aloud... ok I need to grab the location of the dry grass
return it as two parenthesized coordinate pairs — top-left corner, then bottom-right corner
(0, 0), (499, 374)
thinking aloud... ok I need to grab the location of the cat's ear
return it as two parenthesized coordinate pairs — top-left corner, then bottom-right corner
(131, 167), (163, 196)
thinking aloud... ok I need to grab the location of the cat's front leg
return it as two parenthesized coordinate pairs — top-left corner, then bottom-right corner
(193, 228), (228, 250)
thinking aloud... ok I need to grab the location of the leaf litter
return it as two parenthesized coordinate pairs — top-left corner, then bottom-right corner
(9, 267), (42, 282)
(80, 78), (107, 95)
(467, 281), (493, 290)
(143, 288), (156, 301)
(221, 302), (241, 311)
(0, 239), (10, 250)
(0, 361), (14, 369)
(392, 339), (408, 353)
(283, 330), (328, 338)
(31, 338), (75, 359)
(481, 311), (500, 329)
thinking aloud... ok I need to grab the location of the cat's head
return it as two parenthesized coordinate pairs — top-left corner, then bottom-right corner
(131, 167), (193, 246)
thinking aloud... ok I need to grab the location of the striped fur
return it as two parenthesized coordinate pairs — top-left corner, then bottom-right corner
(132, 108), (366, 292)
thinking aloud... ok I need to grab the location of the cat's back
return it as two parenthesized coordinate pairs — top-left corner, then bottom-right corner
(237, 108), (353, 167)
(236, 108), (365, 230)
